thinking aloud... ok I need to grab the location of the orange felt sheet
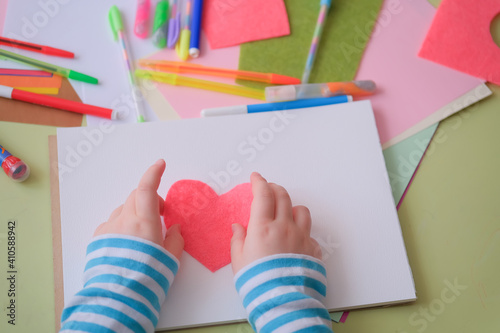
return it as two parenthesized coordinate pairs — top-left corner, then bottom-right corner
(0, 73), (62, 88)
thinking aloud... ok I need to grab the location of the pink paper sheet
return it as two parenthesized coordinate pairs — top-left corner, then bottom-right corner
(148, 32), (259, 119)
(202, 0), (290, 49)
(339, 311), (349, 323)
(0, 69), (52, 77)
(419, 0), (500, 85)
(355, 0), (484, 144)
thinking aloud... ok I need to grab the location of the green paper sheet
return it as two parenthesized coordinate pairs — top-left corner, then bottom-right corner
(0, 123), (57, 333)
(238, 0), (384, 87)
(330, 311), (344, 323)
(383, 124), (438, 204)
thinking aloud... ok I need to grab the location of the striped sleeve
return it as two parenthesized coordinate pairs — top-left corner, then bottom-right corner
(234, 254), (333, 333)
(60, 234), (179, 333)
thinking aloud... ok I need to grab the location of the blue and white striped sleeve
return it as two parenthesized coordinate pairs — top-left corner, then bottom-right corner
(60, 234), (179, 333)
(234, 254), (333, 333)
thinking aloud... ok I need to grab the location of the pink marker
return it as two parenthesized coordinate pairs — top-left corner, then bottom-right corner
(134, 0), (151, 39)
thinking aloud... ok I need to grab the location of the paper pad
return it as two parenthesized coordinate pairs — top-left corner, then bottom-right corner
(57, 101), (415, 329)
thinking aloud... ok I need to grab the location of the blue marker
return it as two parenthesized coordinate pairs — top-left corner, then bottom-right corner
(201, 95), (352, 117)
(189, 0), (203, 58)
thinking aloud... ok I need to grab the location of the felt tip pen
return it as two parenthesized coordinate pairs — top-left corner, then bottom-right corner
(201, 95), (352, 117)
(176, 0), (191, 60)
(0, 144), (30, 182)
(110, 5), (147, 122)
(0, 36), (74, 58)
(302, 0), (333, 83)
(134, 0), (151, 39)
(0, 84), (119, 120)
(266, 81), (376, 102)
(138, 60), (302, 85)
(153, 0), (169, 48)
(0, 49), (98, 84)
(167, 0), (181, 48)
(189, 0), (203, 58)
(136, 69), (266, 100)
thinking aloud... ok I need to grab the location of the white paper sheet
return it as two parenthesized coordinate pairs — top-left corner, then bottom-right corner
(57, 101), (416, 330)
(3, 0), (159, 125)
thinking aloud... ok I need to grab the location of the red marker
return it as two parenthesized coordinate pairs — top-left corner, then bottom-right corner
(0, 144), (30, 182)
(0, 36), (74, 58)
(0, 85), (119, 120)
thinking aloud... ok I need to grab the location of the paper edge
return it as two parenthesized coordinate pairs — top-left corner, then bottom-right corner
(49, 135), (64, 332)
(382, 83), (492, 149)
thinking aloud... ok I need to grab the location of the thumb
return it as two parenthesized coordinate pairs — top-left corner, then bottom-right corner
(163, 224), (184, 260)
(230, 223), (246, 274)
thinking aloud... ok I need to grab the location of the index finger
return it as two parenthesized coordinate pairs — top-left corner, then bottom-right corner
(135, 159), (166, 219)
(249, 172), (275, 224)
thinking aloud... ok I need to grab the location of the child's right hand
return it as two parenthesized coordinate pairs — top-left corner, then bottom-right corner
(230, 172), (321, 274)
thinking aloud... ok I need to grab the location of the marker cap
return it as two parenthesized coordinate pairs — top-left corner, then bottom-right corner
(68, 70), (99, 85)
(109, 6), (124, 41)
(176, 29), (191, 61)
(2, 156), (30, 182)
(269, 74), (301, 85)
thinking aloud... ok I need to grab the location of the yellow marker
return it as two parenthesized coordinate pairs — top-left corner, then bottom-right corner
(175, 0), (191, 61)
(135, 70), (266, 100)
(175, 29), (191, 61)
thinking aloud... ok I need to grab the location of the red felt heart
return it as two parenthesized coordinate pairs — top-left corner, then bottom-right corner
(163, 180), (252, 272)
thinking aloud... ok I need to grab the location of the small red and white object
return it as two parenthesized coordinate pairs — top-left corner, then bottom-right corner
(0, 144), (30, 182)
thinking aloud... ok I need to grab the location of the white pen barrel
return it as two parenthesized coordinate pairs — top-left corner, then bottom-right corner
(0, 85), (14, 99)
(201, 105), (248, 117)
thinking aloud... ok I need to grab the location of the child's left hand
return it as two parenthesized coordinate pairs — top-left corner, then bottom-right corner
(93, 159), (184, 260)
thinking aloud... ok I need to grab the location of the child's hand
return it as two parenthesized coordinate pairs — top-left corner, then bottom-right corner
(231, 172), (321, 274)
(93, 159), (184, 260)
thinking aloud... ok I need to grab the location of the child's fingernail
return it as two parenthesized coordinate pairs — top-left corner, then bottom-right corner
(155, 159), (165, 166)
(231, 224), (237, 234)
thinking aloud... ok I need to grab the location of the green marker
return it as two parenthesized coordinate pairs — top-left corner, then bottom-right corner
(0, 48), (98, 84)
(153, 0), (169, 48)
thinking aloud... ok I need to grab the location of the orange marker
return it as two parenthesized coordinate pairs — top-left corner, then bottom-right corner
(138, 60), (301, 85)
(265, 81), (377, 102)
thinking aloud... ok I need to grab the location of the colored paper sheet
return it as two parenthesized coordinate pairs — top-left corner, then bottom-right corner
(330, 311), (344, 323)
(0, 122), (57, 333)
(163, 181), (252, 272)
(419, 0), (500, 85)
(146, 33), (259, 119)
(0, 68), (52, 76)
(202, 0), (290, 49)
(0, 78), (83, 127)
(384, 124), (438, 205)
(339, 311), (349, 323)
(382, 83), (491, 149)
(238, 0), (384, 85)
(354, 0), (485, 144)
(16, 87), (59, 94)
(0, 73), (62, 88)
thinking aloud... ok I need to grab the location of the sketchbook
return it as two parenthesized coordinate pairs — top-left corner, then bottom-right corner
(57, 101), (416, 330)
